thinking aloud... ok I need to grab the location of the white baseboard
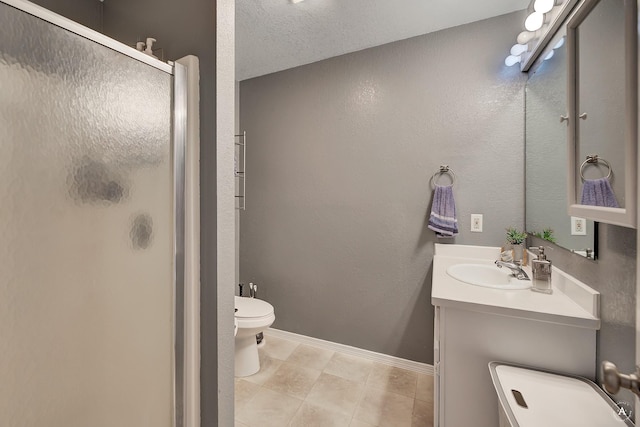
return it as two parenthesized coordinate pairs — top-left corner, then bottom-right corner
(264, 328), (434, 376)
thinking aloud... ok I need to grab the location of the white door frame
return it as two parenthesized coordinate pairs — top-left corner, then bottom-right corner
(216, 0), (237, 425)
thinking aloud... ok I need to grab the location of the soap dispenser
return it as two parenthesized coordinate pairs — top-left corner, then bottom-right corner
(143, 37), (158, 59)
(531, 246), (552, 294)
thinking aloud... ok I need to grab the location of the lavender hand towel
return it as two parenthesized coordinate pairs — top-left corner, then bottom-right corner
(580, 177), (619, 208)
(428, 185), (458, 238)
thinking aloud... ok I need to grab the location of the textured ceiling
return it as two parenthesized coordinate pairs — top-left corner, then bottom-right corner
(236, 0), (529, 81)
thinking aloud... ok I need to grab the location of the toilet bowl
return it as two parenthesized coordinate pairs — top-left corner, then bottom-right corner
(234, 296), (275, 377)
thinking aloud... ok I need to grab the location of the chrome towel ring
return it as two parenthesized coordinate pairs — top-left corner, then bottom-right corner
(579, 154), (612, 181)
(431, 165), (456, 188)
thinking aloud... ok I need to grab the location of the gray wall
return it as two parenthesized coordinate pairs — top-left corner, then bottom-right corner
(28, 0), (101, 31)
(28, 0), (226, 425)
(239, 11), (527, 363)
(530, 225), (636, 407)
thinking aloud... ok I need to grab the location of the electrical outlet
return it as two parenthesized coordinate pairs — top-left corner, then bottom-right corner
(470, 214), (483, 232)
(571, 216), (587, 235)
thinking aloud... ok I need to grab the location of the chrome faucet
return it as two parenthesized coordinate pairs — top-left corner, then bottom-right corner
(495, 260), (530, 280)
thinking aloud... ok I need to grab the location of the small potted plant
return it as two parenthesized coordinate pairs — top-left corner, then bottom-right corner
(505, 227), (527, 262)
(533, 228), (556, 244)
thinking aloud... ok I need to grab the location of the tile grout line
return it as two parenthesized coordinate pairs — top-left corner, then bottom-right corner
(353, 367), (369, 424)
(351, 367), (374, 426)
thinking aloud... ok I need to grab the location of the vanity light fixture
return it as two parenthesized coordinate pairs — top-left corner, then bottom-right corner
(504, 0), (575, 69)
(506, 35), (563, 66)
(525, 11), (544, 31)
(534, 0), (555, 13)
(510, 43), (529, 56)
(290, 0), (305, 3)
(505, 45), (528, 66)
(505, 55), (522, 66)
(517, 31), (536, 44)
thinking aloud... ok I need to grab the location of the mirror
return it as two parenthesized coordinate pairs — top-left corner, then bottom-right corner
(567, 0), (637, 228)
(525, 29), (597, 258)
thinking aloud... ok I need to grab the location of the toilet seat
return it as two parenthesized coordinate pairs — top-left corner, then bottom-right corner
(235, 296), (274, 318)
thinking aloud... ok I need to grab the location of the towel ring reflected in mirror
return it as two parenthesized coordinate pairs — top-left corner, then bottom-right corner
(579, 155), (612, 181)
(431, 165), (456, 188)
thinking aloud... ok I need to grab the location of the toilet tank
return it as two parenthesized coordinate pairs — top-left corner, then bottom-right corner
(489, 362), (635, 427)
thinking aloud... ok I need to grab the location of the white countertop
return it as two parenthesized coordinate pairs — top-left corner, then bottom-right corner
(431, 244), (600, 329)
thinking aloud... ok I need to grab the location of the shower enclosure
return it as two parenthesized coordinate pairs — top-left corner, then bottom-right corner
(0, 1), (196, 425)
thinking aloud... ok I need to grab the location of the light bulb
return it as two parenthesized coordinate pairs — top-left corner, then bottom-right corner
(510, 44), (528, 56)
(505, 55), (521, 67)
(534, 0), (555, 13)
(544, 50), (555, 60)
(517, 31), (535, 44)
(553, 37), (565, 49)
(525, 12), (544, 31)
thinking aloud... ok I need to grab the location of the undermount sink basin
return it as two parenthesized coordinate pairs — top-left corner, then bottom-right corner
(446, 263), (531, 290)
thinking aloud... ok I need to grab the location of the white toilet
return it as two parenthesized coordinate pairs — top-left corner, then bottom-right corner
(234, 296), (275, 377)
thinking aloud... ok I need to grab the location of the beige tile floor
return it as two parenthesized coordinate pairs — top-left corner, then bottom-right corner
(235, 335), (434, 427)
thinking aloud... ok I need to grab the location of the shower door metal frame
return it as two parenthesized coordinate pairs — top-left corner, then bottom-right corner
(172, 61), (187, 427)
(0, 1), (190, 426)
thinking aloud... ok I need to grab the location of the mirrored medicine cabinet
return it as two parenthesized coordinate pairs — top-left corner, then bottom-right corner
(526, 0), (638, 260)
(566, 0), (637, 228)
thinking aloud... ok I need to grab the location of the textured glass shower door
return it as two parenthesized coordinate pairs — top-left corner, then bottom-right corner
(0, 3), (177, 426)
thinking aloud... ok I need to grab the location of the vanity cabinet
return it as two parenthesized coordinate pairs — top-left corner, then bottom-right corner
(432, 244), (600, 427)
(434, 307), (596, 427)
